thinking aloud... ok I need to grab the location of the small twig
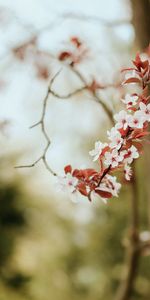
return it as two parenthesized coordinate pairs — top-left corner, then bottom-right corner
(15, 70), (61, 176)
(15, 63), (116, 175)
(49, 86), (87, 99)
(69, 66), (115, 125)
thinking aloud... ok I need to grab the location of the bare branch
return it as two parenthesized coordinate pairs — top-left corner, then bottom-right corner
(49, 86), (87, 99)
(15, 61), (116, 175)
(15, 70), (62, 176)
(69, 66), (115, 125)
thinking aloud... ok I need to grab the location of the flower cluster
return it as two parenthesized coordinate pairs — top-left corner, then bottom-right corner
(58, 52), (150, 203)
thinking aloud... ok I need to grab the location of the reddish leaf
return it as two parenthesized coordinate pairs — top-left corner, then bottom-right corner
(128, 107), (137, 112)
(132, 53), (141, 69)
(73, 168), (97, 179)
(77, 183), (88, 196)
(135, 131), (150, 139)
(83, 169), (98, 178)
(121, 67), (135, 72)
(133, 53), (149, 71)
(95, 189), (112, 198)
(123, 77), (141, 84)
(132, 141), (143, 152)
(58, 51), (72, 61)
(64, 165), (72, 174)
(119, 127), (129, 137)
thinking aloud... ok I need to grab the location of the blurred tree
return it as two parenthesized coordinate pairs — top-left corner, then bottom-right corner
(131, 0), (150, 50)
(0, 166), (31, 296)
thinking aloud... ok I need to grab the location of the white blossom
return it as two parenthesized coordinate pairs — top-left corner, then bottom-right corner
(122, 94), (138, 108)
(139, 102), (150, 122)
(114, 110), (129, 130)
(104, 149), (121, 168)
(107, 127), (123, 149)
(89, 141), (108, 161)
(124, 145), (139, 164)
(107, 127), (118, 139)
(128, 111), (145, 129)
(124, 164), (132, 181)
(119, 150), (128, 162)
(106, 175), (121, 197)
(57, 173), (78, 194)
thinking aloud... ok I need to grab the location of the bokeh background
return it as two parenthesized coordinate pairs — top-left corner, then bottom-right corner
(0, 0), (150, 299)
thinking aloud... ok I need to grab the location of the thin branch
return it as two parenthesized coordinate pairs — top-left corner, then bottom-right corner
(49, 86), (87, 99)
(69, 66), (115, 125)
(15, 70), (61, 176)
(15, 62), (116, 175)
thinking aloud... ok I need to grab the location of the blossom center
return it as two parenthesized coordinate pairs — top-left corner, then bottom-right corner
(134, 119), (138, 125)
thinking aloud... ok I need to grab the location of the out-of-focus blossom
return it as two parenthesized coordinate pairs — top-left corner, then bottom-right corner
(57, 173), (78, 194)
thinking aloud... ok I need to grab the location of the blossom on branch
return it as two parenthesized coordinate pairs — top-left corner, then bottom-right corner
(128, 111), (145, 128)
(104, 149), (121, 168)
(124, 164), (132, 181)
(114, 110), (129, 130)
(61, 51), (150, 203)
(139, 102), (150, 121)
(107, 127), (123, 149)
(89, 141), (108, 161)
(58, 172), (78, 194)
(122, 94), (138, 109)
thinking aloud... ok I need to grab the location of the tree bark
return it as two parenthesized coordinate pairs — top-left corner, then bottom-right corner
(131, 0), (150, 50)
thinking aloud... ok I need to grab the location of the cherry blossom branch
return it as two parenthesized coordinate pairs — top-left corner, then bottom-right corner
(59, 51), (150, 300)
(60, 52), (150, 300)
(64, 52), (150, 199)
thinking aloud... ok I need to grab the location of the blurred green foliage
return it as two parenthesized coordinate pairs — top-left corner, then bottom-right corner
(0, 158), (150, 300)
